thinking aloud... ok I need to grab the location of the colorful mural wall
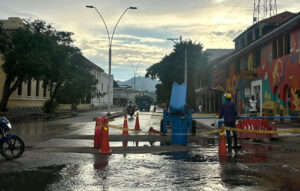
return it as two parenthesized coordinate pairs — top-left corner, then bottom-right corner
(257, 26), (300, 115)
(223, 25), (300, 115)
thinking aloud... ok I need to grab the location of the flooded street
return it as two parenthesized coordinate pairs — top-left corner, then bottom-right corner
(0, 108), (300, 190)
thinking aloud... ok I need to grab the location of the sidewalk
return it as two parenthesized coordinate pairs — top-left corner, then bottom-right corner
(193, 113), (217, 132)
(193, 113), (300, 137)
(2, 106), (125, 124)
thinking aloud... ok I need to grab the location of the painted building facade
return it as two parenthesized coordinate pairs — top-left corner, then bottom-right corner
(212, 12), (300, 116)
(194, 49), (233, 113)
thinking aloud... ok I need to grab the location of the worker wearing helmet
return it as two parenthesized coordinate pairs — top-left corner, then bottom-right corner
(219, 92), (238, 153)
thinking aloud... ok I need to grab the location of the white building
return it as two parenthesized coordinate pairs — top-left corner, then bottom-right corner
(113, 85), (134, 107)
(83, 57), (113, 108)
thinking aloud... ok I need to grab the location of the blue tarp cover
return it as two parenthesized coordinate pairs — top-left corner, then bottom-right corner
(170, 82), (186, 115)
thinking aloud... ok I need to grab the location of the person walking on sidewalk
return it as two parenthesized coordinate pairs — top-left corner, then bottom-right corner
(219, 92), (238, 153)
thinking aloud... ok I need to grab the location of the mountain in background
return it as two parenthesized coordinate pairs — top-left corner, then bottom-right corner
(117, 76), (159, 92)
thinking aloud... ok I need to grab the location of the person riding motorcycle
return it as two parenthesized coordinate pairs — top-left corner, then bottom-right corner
(127, 101), (135, 117)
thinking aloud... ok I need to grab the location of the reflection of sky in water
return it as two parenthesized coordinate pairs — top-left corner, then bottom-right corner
(46, 146), (267, 191)
(47, 153), (228, 191)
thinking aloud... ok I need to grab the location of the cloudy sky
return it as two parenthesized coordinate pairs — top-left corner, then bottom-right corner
(1, 0), (299, 81)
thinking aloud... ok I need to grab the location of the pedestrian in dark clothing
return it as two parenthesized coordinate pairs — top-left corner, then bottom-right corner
(219, 93), (238, 153)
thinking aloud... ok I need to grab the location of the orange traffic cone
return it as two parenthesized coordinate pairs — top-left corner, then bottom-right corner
(135, 112), (140, 131)
(94, 117), (102, 149)
(99, 117), (112, 154)
(218, 124), (228, 156)
(148, 127), (161, 135)
(123, 115), (129, 135)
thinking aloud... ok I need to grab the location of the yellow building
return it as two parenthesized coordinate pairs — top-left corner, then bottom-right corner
(0, 17), (51, 113)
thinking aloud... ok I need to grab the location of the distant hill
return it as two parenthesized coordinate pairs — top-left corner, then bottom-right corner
(117, 76), (159, 92)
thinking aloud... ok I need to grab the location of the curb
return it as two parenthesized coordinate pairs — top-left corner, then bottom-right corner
(5, 111), (78, 124)
(92, 111), (126, 121)
(194, 119), (215, 131)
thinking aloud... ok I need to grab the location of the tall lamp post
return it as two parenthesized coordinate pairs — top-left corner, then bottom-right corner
(127, 57), (145, 104)
(86, 5), (137, 115)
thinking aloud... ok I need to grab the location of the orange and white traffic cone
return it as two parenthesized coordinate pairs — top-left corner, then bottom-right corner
(135, 112), (140, 131)
(218, 124), (228, 156)
(122, 115), (129, 135)
(122, 115), (129, 147)
(94, 117), (102, 149)
(99, 117), (112, 154)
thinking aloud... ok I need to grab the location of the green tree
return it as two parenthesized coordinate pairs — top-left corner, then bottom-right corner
(0, 23), (55, 111)
(145, 41), (209, 109)
(26, 20), (96, 113)
(55, 55), (98, 110)
(0, 20), (98, 113)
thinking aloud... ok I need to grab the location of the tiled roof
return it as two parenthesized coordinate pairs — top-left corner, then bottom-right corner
(260, 11), (295, 23)
(82, 56), (104, 72)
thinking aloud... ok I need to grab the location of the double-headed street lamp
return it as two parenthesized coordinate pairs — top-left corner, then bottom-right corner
(126, 57), (146, 103)
(86, 5), (137, 115)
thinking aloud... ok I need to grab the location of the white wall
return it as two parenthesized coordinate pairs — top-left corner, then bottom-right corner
(91, 69), (113, 108)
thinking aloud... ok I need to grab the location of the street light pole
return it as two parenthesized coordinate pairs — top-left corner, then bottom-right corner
(127, 57), (145, 104)
(86, 5), (137, 116)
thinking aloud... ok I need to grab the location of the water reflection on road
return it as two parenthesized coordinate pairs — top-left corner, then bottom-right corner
(1, 109), (300, 190)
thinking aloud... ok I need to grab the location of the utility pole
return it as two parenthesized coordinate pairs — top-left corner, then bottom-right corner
(253, 0), (277, 23)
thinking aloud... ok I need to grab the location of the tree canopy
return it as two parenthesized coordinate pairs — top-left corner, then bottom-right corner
(0, 19), (97, 112)
(145, 41), (209, 109)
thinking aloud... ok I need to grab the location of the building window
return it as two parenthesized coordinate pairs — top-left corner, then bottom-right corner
(241, 38), (245, 48)
(43, 80), (47, 97)
(17, 82), (22, 96)
(235, 41), (239, 49)
(234, 59), (240, 74)
(27, 80), (31, 96)
(241, 56), (248, 71)
(284, 34), (290, 55)
(101, 83), (103, 91)
(254, 28), (259, 40)
(272, 39), (277, 59)
(246, 32), (253, 45)
(50, 84), (53, 97)
(36, 79), (39, 97)
(278, 37), (283, 57)
(225, 63), (229, 78)
(254, 48), (261, 68)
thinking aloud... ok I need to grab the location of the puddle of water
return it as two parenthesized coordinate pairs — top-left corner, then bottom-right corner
(0, 165), (65, 191)
(1, 130), (300, 191)
(110, 141), (162, 147)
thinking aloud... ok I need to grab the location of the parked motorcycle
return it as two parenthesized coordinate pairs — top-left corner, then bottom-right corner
(0, 117), (25, 160)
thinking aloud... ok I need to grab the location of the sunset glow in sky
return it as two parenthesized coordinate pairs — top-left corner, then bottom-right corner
(1, 0), (300, 80)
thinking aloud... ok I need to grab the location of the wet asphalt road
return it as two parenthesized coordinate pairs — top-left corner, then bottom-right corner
(0, 107), (300, 191)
